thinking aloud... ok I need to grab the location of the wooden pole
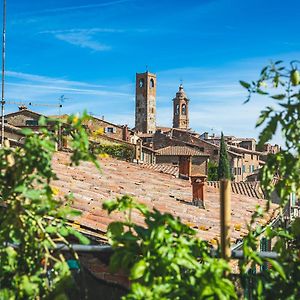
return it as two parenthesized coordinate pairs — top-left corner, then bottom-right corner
(220, 179), (231, 260)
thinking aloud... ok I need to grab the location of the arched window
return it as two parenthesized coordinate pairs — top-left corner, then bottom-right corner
(182, 104), (186, 115)
(150, 78), (155, 88)
(139, 78), (144, 88)
(175, 104), (179, 115)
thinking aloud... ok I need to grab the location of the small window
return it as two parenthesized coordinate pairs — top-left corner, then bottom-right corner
(242, 165), (246, 173)
(182, 104), (186, 115)
(105, 127), (116, 133)
(175, 104), (179, 115)
(213, 149), (219, 155)
(139, 78), (144, 88)
(25, 120), (38, 126)
(151, 108), (154, 114)
(150, 78), (155, 88)
(200, 147), (204, 152)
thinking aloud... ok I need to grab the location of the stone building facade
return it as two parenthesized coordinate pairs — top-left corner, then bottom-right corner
(135, 71), (156, 134)
(85, 116), (130, 142)
(173, 84), (189, 130)
(5, 108), (44, 129)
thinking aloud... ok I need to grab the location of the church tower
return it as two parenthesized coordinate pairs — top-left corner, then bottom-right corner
(135, 71), (156, 133)
(173, 84), (189, 130)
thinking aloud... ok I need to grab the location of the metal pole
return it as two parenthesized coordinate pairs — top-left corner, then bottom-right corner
(220, 179), (231, 260)
(1, 0), (6, 147)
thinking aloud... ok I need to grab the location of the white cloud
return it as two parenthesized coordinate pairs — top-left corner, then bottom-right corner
(20, 0), (131, 15)
(53, 31), (111, 52)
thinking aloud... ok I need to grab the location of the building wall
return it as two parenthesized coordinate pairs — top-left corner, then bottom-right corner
(191, 156), (208, 176)
(135, 72), (156, 134)
(153, 131), (185, 150)
(156, 155), (208, 175)
(5, 111), (41, 127)
(85, 117), (124, 140)
(1, 127), (24, 143)
(239, 140), (256, 151)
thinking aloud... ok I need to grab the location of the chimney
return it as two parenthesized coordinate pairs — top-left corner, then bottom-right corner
(122, 125), (129, 142)
(191, 175), (207, 209)
(178, 156), (191, 180)
(18, 105), (27, 111)
(135, 139), (142, 162)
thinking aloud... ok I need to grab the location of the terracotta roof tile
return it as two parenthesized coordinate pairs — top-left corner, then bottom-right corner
(52, 152), (278, 245)
(156, 145), (208, 156)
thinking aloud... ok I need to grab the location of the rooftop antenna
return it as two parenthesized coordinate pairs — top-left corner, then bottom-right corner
(58, 95), (67, 116)
(1, 0), (6, 147)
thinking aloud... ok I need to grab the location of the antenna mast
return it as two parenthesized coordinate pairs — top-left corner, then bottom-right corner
(1, 0), (6, 147)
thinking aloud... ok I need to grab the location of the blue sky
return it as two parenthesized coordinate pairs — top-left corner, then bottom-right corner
(4, 0), (300, 144)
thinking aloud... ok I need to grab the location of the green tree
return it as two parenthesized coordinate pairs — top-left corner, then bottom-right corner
(217, 132), (231, 180)
(0, 113), (98, 299)
(208, 160), (218, 181)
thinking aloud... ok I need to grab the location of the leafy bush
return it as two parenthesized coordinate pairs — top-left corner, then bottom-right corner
(95, 143), (134, 161)
(103, 196), (237, 300)
(207, 160), (218, 181)
(0, 113), (98, 299)
(239, 60), (300, 299)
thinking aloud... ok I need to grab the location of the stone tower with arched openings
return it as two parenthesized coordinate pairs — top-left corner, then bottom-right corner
(135, 71), (156, 133)
(172, 84), (189, 130)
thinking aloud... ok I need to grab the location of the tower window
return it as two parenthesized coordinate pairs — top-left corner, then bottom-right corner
(175, 104), (179, 115)
(139, 78), (144, 88)
(182, 104), (187, 115)
(150, 78), (155, 88)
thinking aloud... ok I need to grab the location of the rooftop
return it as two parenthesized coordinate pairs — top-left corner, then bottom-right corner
(52, 152), (278, 245)
(156, 145), (208, 156)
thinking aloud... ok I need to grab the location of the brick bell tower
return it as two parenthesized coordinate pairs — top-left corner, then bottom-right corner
(135, 71), (156, 133)
(173, 84), (189, 130)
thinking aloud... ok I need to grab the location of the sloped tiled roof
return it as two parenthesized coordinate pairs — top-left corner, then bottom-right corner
(156, 146), (208, 156)
(207, 181), (264, 199)
(52, 152), (278, 245)
(5, 109), (45, 118)
(142, 163), (179, 177)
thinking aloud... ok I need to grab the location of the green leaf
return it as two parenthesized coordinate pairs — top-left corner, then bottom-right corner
(130, 260), (147, 280)
(256, 107), (273, 127)
(107, 222), (124, 238)
(21, 128), (33, 135)
(239, 80), (251, 89)
(256, 89), (268, 95)
(271, 94), (286, 100)
(266, 259), (286, 280)
(257, 115), (279, 147)
(274, 60), (283, 65)
(68, 227), (90, 245)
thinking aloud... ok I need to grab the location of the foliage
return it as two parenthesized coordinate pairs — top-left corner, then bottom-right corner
(217, 132), (231, 180)
(207, 160), (218, 181)
(93, 142), (134, 161)
(103, 196), (237, 300)
(239, 61), (300, 299)
(0, 112), (98, 299)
